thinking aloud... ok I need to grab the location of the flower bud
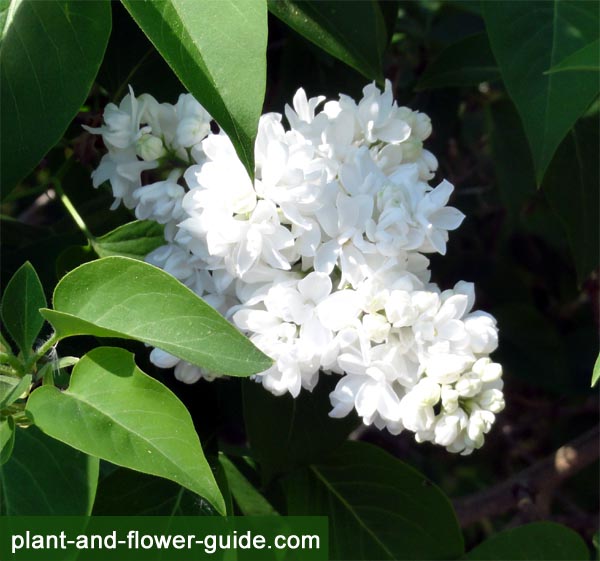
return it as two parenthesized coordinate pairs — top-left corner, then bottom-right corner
(136, 133), (166, 161)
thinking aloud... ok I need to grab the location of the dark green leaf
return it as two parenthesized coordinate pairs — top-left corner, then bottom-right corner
(487, 99), (536, 221)
(377, 0), (399, 46)
(446, 0), (482, 15)
(1, 262), (46, 355)
(417, 33), (499, 90)
(243, 375), (359, 482)
(268, 0), (386, 81)
(465, 521), (589, 560)
(219, 454), (279, 516)
(26, 346), (226, 515)
(0, 425), (99, 515)
(94, 466), (218, 516)
(547, 38), (600, 73)
(494, 303), (572, 394)
(542, 118), (599, 283)
(55, 244), (96, 278)
(0, 416), (14, 465)
(92, 220), (165, 259)
(121, 0), (267, 179)
(41, 256), (272, 377)
(0, 0), (111, 194)
(591, 352), (599, 387)
(96, 2), (183, 103)
(483, 0), (600, 183)
(284, 441), (464, 560)
(0, 374), (31, 410)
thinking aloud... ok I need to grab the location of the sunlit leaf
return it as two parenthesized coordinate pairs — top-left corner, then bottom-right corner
(27, 346), (225, 515)
(121, 0), (267, 179)
(41, 257), (272, 377)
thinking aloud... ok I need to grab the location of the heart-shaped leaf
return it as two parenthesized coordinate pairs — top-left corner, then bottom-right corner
(41, 256), (272, 377)
(26, 346), (226, 515)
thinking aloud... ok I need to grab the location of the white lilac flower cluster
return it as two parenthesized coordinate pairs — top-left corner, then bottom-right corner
(85, 81), (504, 455)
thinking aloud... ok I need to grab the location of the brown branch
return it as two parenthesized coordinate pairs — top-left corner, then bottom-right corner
(453, 425), (600, 527)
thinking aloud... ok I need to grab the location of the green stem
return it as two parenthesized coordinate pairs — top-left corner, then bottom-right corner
(25, 333), (59, 373)
(55, 180), (95, 242)
(52, 156), (95, 242)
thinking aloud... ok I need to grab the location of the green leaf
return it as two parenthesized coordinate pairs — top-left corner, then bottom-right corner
(1, 262), (46, 355)
(268, 0), (386, 82)
(284, 441), (464, 560)
(0, 0), (111, 194)
(487, 99), (536, 221)
(483, 1), (600, 183)
(0, 374), (31, 409)
(92, 220), (165, 259)
(591, 353), (600, 387)
(465, 522), (589, 560)
(41, 256), (272, 377)
(243, 375), (359, 482)
(121, 0), (267, 180)
(219, 454), (279, 516)
(0, 416), (14, 465)
(94, 466), (219, 516)
(377, 0), (399, 47)
(542, 118), (599, 283)
(26, 346), (226, 515)
(0, 425), (99, 515)
(547, 38), (600, 73)
(417, 33), (500, 90)
(97, 2), (183, 103)
(55, 244), (96, 278)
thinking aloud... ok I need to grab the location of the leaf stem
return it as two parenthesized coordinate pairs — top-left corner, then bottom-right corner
(54, 180), (95, 242)
(24, 333), (60, 374)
